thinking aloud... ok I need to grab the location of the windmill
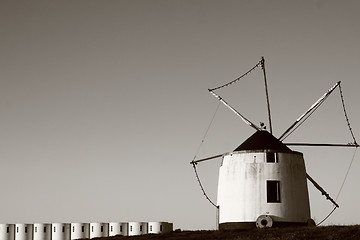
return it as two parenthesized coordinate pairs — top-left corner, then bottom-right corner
(191, 57), (358, 229)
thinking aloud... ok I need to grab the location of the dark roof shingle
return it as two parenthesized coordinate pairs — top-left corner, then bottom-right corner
(234, 130), (291, 152)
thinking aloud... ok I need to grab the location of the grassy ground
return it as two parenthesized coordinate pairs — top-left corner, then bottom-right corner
(95, 225), (360, 240)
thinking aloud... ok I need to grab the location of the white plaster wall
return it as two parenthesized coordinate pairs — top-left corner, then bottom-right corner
(148, 222), (173, 234)
(0, 224), (15, 240)
(128, 222), (147, 236)
(33, 224), (51, 240)
(15, 224), (33, 240)
(89, 223), (108, 238)
(52, 223), (71, 240)
(108, 222), (128, 237)
(70, 223), (89, 240)
(217, 151), (310, 224)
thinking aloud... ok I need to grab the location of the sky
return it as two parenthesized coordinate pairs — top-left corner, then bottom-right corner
(0, 0), (360, 230)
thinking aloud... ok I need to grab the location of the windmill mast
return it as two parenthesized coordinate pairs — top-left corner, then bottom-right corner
(208, 89), (261, 131)
(261, 57), (273, 134)
(279, 81), (341, 141)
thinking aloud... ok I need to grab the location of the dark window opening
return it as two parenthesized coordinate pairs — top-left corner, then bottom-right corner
(101, 226), (103, 232)
(82, 226), (84, 232)
(120, 226), (122, 232)
(266, 153), (278, 163)
(44, 227), (46, 233)
(7, 227), (9, 233)
(267, 180), (281, 203)
(25, 227), (27, 233)
(91, 226), (94, 232)
(140, 225), (142, 232)
(72, 226), (75, 232)
(62, 226), (65, 233)
(130, 226), (132, 232)
(54, 227), (56, 233)
(160, 225), (163, 232)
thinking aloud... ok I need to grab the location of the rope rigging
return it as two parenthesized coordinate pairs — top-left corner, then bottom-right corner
(335, 147), (358, 201)
(339, 83), (357, 145)
(191, 102), (221, 208)
(192, 101), (221, 163)
(209, 59), (262, 91)
(191, 162), (218, 208)
(317, 147), (358, 226)
(317, 207), (337, 226)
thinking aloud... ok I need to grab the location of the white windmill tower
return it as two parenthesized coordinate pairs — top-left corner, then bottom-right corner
(191, 57), (358, 229)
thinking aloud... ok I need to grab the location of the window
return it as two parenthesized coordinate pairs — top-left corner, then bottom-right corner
(267, 180), (281, 203)
(130, 226), (132, 232)
(44, 227), (46, 233)
(25, 227), (27, 233)
(101, 226), (103, 232)
(111, 226), (113, 232)
(17, 227), (19, 233)
(92, 226), (94, 232)
(120, 226), (122, 232)
(54, 227), (56, 233)
(160, 225), (163, 232)
(62, 226), (65, 233)
(140, 225), (142, 232)
(150, 225), (152, 231)
(7, 227), (9, 233)
(266, 152), (278, 163)
(73, 226), (75, 232)
(82, 226), (84, 232)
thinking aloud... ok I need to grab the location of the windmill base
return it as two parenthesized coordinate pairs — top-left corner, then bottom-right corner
(219, 221), (309, 230)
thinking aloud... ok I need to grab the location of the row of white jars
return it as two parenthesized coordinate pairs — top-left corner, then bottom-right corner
(0, 222), (173, 240)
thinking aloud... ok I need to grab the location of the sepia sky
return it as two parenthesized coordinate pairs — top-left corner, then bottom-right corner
(1, 0), (360, 230)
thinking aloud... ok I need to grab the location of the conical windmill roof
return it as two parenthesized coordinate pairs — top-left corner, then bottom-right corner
(234, 130), (291, 152)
